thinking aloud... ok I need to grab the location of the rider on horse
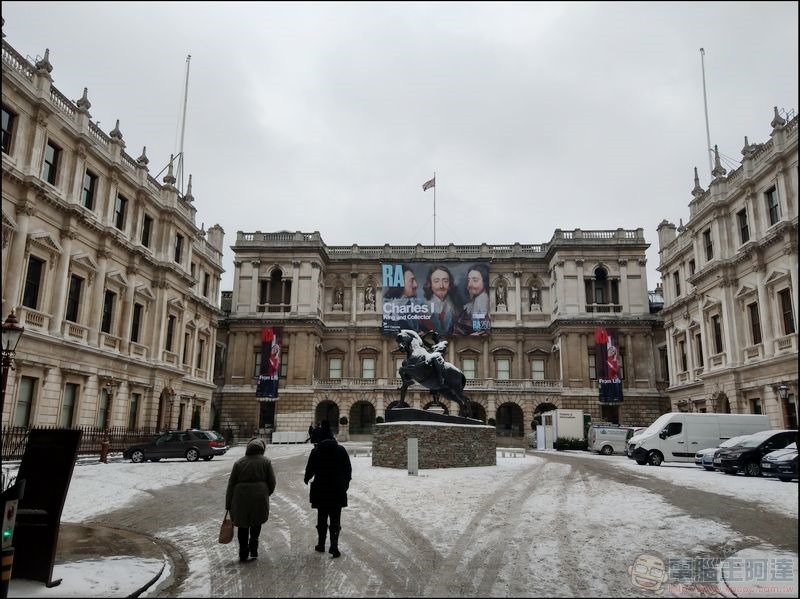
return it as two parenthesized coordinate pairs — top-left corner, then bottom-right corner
(421, 331), (448, 388)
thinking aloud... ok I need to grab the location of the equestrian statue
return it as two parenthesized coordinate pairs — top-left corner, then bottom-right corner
(395, 329), (473, 418)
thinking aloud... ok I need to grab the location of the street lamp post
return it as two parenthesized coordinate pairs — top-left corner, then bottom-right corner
(99, 378), (117, 464)
(1, 310), (25, 420)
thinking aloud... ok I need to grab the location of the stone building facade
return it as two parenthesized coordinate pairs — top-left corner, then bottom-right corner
(657, 108), (798, 428)
(215, 229), (670, 439)
(1, 32), (224, 431)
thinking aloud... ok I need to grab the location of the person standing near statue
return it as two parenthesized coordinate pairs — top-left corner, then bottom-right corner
(304, 434), (352, 558)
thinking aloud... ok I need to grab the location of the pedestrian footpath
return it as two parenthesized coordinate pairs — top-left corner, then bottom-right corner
(7, 522), (167, 598)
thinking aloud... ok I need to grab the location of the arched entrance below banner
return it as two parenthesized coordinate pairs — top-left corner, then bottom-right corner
(315, 400), (340, 435)
(469, 402), (486, 423)
(496, 402), (524, 438)
(350, 400), (376, 435)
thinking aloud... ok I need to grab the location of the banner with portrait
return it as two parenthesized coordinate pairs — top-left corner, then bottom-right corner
(256, 326), (282, 399)
(380, 262), (492, 338)
(595, 327), (623, 403)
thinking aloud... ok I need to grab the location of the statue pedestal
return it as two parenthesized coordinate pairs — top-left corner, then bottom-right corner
(373, 418), (496, 469)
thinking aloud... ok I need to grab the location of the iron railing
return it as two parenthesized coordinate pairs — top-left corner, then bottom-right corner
(0, 425), (161, 461)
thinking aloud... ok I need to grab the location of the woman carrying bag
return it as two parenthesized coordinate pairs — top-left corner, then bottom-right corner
(225, 438), (277, 562)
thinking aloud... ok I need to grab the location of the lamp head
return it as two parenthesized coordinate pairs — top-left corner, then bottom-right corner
(1, 310), (25, 354)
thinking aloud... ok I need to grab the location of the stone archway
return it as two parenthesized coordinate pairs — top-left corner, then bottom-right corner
(350, 400), (376, 435)
(469, 402), (487, 423)
(532, 401), (558, 428)
(315, 400), (340, 435)
(496, 402), (524, 437)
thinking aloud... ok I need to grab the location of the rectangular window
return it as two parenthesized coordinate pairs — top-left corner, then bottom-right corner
(81, 171), (97, 210)
(101, 290), (116, 334)
(183, 332), (191, 365)
(174, 234), (184, 263)
(703, 229), (713, 260)
(128, 393), (140, 429)
(395, 358), (405, 379)
(659, 347), (669, 383)
(496, 358), (511, 380)
(203, 272), (210, 297)
(678, 340), (687, 372)
(594, 286), (605, 305)
(329, 357), (342, 379)
(1, 105), (16, 154)
(737, 208), (750, 244)
(532, 359), (545, 381)
(673, 271), (681, 297)
(114, 194), (128, 230)
(13, 376), (36, 427)
(280, 352), (288, 378)
(96, 388), (109, 428)
(688, 259), (696, 276)
(750, 398), (762, 415)
(42, 140), (61, 185)
(65, 274), (83, 322)
(712, 315), (723, 354)
(165, 315), (176, 351)
(588, 351), (597, 380)
(22, 256), (44, 309)
(747, 302), (762, 345)
(141, 214), (153, 247)
(778, 288), (795, 334)
(196, 339), (205, 369)
(362, 357), (375, 379)
(131, 303), (143, 343)
(784, 395), (797, 430)
(190, 262), (196, 280)
(766, 188), (780, 226)
(695, 333), (704, 368)
(462, 358), (476, 379)
(61, 383), (78, 428)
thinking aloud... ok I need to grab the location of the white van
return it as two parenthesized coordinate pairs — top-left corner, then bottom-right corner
(588, 425), (635, 455)
(629, 413), (771, 466)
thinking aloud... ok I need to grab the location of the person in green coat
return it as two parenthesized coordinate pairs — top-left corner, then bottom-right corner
(225, 438), (277, 562)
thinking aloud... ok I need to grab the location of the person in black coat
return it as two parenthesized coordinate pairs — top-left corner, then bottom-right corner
(303, 437), (352, 558)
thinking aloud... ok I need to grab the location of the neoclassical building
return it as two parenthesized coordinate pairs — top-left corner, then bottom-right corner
(215, 229), (671, 438)
(657, 108), (798, 428)
(1, 31), (224, 431)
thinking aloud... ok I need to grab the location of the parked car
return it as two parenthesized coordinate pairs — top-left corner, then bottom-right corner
(714, 430), (797, 476)
(588, 425), (637, 456)
(123, 429), (228, 463)
(694, 435), (750, 470)
(760, 442), (798, 482)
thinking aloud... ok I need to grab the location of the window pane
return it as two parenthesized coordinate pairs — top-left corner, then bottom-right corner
(65, 275), (83, 322)
(129, 393), (140, 429)
(131, 303), (143, 343)
(82, 171), (97, 210)
(330, 358), (342, 379)
(22, 256), (44, 309)
(1, 106), (15, 154)
(362, 357), (375, 378)
(779, 289), (795, 334)
(61, 383), (77, 428)
(43, 141), (60, 184)
(14, 376), (36, 426)
(101, 290), (115, 334)
(497, 358), (510, 380)
(114, 195), (127, 230)
(532, 359), (545, 381)
(462, 358), (476, 379)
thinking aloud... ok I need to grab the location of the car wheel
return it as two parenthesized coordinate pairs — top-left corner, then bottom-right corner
(600, 445), (613, 456)
(743, 462), (761, 477)
(635, 458), (647, 465)
(648, 451), (663, 467)
(777, 476), (793, 482)
(723, 469), (736, 475)
(130, 450), (145, 464)
(186, 448), (200, 462)
(203, 456), (213, 461)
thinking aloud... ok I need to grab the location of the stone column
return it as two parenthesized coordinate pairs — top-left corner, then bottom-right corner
(231, 260), (242, 312)
(618, 259), (630, 313)
(49, 227), (76, 335)
(513, 270), (522, 323)
(87, 249), (110, 345)
(291, 260), (300, 315)
(249, 260), (260, 312)
(2, 201), (34, 316)
(756, 266), (775, 357)
(625, 333), (636, 383)
(576, 259), (585, 313)
(119, 266), (137, 352)
(350, 273), (358, 323)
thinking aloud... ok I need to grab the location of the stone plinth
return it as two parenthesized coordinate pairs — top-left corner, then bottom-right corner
(372, 421), (496, 469)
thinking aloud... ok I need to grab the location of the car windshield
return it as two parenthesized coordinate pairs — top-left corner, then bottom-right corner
(720, 435), (748, 448)
(640, 414), (673, 437)
(784, 442), (797, 450)
(737, 432), (776, 447)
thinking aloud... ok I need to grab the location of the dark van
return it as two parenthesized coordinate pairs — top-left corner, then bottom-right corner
(715, 429), (797, 476)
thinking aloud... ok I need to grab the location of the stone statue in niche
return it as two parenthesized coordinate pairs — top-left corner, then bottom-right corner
(496, 281), (507, 309)
(364, 283), (376, 310)
(334, 284), (344, 309)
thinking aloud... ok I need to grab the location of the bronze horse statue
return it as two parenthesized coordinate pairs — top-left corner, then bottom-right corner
(395, 329), (473, 418)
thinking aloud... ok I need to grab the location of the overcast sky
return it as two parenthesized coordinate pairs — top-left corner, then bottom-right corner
(3, 2), (798, 292)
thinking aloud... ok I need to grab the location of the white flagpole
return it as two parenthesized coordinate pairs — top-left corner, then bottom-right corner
(433, 171), (437, 246)
(700, 48), (713, 179)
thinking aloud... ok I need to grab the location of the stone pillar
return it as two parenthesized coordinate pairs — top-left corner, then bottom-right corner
(290, 260), (300, 315)
(249, 260), (260, 312)
(625, 333), (636, 382)
(49, 228), (76, 335)
(87, 249), (110, 345)
(513, 270), (522, 323)
(350, 273), (358, 323)
(618, 259), (630, 313)
(2, 201), (34, 316)
(231, 260), (242, 312)
(756, 267), (775, 357)
(119, 266), (137, 353)
(576, 259), (585, 313)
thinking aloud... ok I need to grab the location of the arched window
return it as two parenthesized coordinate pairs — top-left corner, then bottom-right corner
(259, 268), (291, 313)
(585, 266), (619, 312)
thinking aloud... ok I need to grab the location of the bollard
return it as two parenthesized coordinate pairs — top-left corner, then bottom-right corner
(407, 437), (418, 476)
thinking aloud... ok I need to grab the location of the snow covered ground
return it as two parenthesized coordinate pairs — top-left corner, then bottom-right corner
(4, 444), (797, 598)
